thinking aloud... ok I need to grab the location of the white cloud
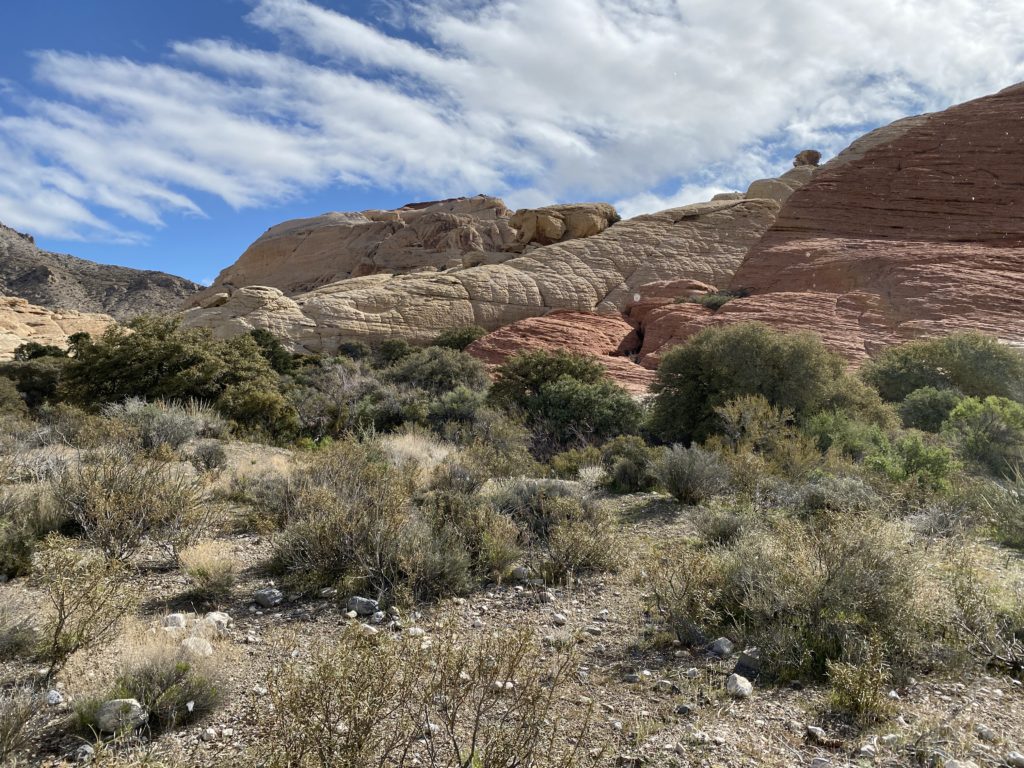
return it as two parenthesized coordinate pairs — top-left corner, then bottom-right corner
(1, 0), (1023, 238)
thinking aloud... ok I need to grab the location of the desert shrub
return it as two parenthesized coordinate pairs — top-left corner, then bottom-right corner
(33, 535), (135, 681)
(0, 376), (28, 417)
(648, 323), (853, 444)
(265, 624), (591, 768)
(532, 376), (642, 451)
(269, 440), (416, 595)
(336, 340), (371, 360)
(649, 516), (941, 681)
(899, 387), (965, 432)
(654, 444), (730, 505)
(0, 688), (34, 765)
(681, 290), (746, 311)
(432, 325), (487, 350)
(373, 338), (414, 368)
(81, 640), (222, 735)
(179, 540), (237, 600)
(600, 435), (658, 493)
(865, 433), (958, 490)
(489, 350), (606, 412)
(692, 500), (751, 545)
(51, 444), (210, 560)
(61, 315), (282, 407)
(486, 477), (584, 539)
(826, 640), (894, 725)
(0, 355), (70, 407)
(804, 410), (888, 460)
(862, 332), (1024, 403)
(188, 441), (228, 474)
(550, 446), (602, 480)
(540, 496), (620, 577)
(250, 328), (295, 373)
(427, 385), (487, 427)
(227, 471), (304, 532)
(379, 430), (454, 489)
(790, 474), (882, 516)
(217, 381), (301, 441)
(0, 488), (69, 578)
(386, 347), (490, 396)
(352, 380), (429, 433)
(944, 395), (1024, 475)
(30, 403), (122, 448)
(103, 398), (203, 451)
(14, 341), (67, 361)
(419, 490), (521, 582)
(984, 467), (1024, 548)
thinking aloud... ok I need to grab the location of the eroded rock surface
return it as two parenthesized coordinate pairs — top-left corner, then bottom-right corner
(183, 198), (782, 351)
(0, 297), (112, 360)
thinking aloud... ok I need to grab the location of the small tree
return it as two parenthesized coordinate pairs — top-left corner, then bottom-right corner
(944, 396), (1024, 475)
(432, 325), (488, 351)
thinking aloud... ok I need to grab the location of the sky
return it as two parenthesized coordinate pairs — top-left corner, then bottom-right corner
(2, 1), (1024, 284)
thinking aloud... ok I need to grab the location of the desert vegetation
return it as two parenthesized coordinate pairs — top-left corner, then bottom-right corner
(1, 321), (1022, 766)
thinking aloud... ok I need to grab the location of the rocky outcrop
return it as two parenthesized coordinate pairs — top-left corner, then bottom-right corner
(636, 83), (1024, 367)
(182, 197), (782, 350)
(509, 203), (620, 246)
(465, 311), (655, 394)
(0, 223), (200, 321)
(0, 297), (112, 360)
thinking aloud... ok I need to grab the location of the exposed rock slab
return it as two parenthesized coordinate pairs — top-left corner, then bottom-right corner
(182, 198), (782, 349)
(0, 223), (200, 320)
(466, 311), (655, 394)
(0, 297), (112, 360)
(725, 83), (1024, 356)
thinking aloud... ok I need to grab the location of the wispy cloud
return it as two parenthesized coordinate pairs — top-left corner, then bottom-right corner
(1, 0), (1023, 240)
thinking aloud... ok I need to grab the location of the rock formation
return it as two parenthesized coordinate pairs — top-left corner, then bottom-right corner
(182, 197), (786, 350)
(0, 223), (200, 320)
(0, 296), (112, 361)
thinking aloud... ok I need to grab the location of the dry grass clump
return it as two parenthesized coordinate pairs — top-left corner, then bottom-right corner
(0, 599), (39, 661)
(0, 687), (35, 765)
(264, 623), (592, 768)
(76, 633), (223, 736)
(653, 444), (730, 505)
(379, 429), (454, 489)
(179, 540), (237, 600)
(51, 443), (211, 561)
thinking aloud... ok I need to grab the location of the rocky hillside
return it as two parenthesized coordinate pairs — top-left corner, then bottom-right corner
(0, 223), (200, 321)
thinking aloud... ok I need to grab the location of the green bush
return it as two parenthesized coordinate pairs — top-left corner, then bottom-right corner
(386, 347), (489, 396)
(373, 338), (413, 368)
(352, 381), (429, 432)
(899, 387), (965, 432)
(550, 446), (603, 479)
(654, 444), (730, 505)
(427, 385), (488, 426)
(13, 341), (67, 361)
(336, 340), (371, 360)
(60, 315), (284, 412)
(250, 328), (296, 374)
(102, 398), (204, 451)
(865, 433), (957, 490)
(944, 396), (1024, 475)
(804, 411), (888, 460)
(680, 290), (747, 311)
(0, 378), (27, 417)
(0, 489), (68, 578)
(600, 435), (658, 493)
(489, 350), (606, 412)
(0, 356), (70, 408)
(432, 325), (488, 350)
(534, 376), (642, 450)
(648, 323), (852, 444)
(862, 332), (1024, 403)
(217, 381), (301, 440)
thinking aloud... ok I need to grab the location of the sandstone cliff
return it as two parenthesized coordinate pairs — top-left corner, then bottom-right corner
(0, 223), (201, 321)
(0, 297), (112, 361)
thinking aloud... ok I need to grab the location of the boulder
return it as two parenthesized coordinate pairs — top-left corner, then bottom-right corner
(509, 203), (620, 246)
(95, 699), (148, 733)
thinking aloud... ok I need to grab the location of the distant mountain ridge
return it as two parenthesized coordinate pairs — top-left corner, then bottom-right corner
(0, 223), (200, 321)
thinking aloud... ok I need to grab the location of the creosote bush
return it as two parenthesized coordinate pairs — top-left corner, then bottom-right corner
(265, 623), (592, 768)
(431, 325), (487, 350)
(386, 347), (490, 395)
(944, 395), (1024, 475)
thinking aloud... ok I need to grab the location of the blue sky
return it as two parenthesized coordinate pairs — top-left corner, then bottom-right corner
(2, 0), (1024, 284)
